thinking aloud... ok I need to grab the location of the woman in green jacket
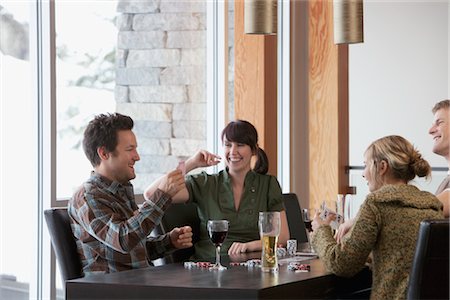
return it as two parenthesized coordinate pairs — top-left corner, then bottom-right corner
(145, 120), (290, 259)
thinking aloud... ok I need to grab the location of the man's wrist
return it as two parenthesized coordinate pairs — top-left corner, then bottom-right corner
(184, 157), (194, 173)
(147, 189), (172, 210)
(164, 232), (176, 250)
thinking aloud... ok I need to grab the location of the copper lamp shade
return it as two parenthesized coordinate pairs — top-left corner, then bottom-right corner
(333, 0), (364, 44)
(245, 0), (277, 35)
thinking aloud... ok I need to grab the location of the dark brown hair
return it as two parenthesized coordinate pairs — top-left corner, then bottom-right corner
(221, 120), (268, 174)
(83, 113), (134, 167)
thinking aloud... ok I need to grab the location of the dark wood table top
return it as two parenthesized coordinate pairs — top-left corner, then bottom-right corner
(66, 253), (372, 299)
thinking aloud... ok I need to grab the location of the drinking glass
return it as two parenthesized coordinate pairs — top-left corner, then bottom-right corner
(207, 220), (229, 270)
(336, 194), (345, 224)
(258, 212), (281, 272)
(302, 208), (315, 253)
(344, 194), (353, 221)
(302, 208), (313, 233)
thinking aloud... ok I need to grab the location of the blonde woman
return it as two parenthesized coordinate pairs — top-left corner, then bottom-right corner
(311, 135), (444, 300)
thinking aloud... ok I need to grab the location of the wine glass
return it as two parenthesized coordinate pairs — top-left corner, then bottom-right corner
(207, 220), (229, 270)
(302, 208), (315, 253)
(302, 208), (313, 233)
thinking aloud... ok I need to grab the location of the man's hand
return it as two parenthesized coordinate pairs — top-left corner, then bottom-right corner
(158, 169), (185, 197)
(169, 226), (193, 249)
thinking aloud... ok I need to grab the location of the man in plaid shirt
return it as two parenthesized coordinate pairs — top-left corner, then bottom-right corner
(69, 113), (192, 274)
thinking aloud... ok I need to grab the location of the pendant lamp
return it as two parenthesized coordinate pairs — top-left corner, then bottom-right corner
(333, 0), (364, 44)
(244, 0), (277, 35)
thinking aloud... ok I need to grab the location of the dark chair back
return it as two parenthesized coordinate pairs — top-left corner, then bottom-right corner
(159, 202), (201, 263)
(282, 193), (308, 244)
(44, 208), (83, 281)
(407, 218), (449, 300)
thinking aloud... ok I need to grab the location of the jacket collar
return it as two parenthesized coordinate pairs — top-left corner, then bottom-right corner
(369, 184), (442, 211)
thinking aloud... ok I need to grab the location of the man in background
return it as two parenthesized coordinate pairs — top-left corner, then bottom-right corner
(429, 99), (450, 217)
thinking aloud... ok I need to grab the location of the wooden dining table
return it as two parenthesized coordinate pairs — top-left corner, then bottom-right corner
(66, 253), (372, 299)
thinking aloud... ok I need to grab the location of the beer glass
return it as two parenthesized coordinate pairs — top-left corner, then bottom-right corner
(258, 211), (281, 272)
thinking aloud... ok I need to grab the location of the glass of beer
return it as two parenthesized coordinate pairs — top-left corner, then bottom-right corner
(258, 211), (281, 273)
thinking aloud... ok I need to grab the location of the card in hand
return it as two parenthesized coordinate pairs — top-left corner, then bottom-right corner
(320, 202), (343, 230)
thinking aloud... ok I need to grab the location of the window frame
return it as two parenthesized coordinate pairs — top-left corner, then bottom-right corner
(31, 0), (291, 297)
(39, 1), (227, 297)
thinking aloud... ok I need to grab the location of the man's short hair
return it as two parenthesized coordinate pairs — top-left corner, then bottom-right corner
(432, 99), (450, 114)
(83, 113), (134, 167)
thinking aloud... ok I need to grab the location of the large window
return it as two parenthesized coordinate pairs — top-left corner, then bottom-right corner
(1, 1), (35, 298)
(1, 1), (227, 299)
(55, 1), (117, 199)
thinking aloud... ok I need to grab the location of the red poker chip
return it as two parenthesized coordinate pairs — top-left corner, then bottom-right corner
(288, 262), (311, 272)
(196, 262), (212, 268)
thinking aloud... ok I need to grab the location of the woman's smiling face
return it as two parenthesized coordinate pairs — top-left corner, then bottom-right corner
(223, 137), (253, 174)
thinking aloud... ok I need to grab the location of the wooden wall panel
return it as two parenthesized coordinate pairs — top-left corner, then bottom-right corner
(307, 0), (349, 210)
(233, 0), (349, 204)
(290, 0), (310, 211)
(234, 0), (278, 176)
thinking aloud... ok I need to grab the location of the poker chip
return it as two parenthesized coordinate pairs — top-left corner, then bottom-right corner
(276, 247), (287, 257)
(183, 261), (213, 269)
(287, 262), (311, 272)
(230, 262), (247, 266)
(184, 262), (196, 269)
(197, 262), (213, 268)
(286, 239), (297, 256)
(246, 259), (261, 267)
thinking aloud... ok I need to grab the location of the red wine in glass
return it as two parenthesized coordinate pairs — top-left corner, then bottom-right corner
(207, 220), (229, 270)
(303, 209), (313, 232)
(304, 220), (313, 232)
(210, 231), (228, 246)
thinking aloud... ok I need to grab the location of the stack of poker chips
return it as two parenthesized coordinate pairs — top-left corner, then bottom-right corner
(286, 239), (297, 255)
(246, 259), (261, 267)
(229, 261), (248, 267)
(184, 259), (263, 269)
(183, 261), (213, 269)
(230, 259), (262, 267)
(287, 262), (311, 272)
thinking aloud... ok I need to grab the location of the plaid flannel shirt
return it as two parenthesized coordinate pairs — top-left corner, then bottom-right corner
(68, 172), (173, 274)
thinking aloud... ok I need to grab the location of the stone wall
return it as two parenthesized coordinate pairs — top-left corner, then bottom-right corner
(115, 0), (207, 193)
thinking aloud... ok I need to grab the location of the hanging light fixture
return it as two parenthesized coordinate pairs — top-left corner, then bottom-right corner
(245, 0), (277, 35)
(333, 0), (364, 44)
